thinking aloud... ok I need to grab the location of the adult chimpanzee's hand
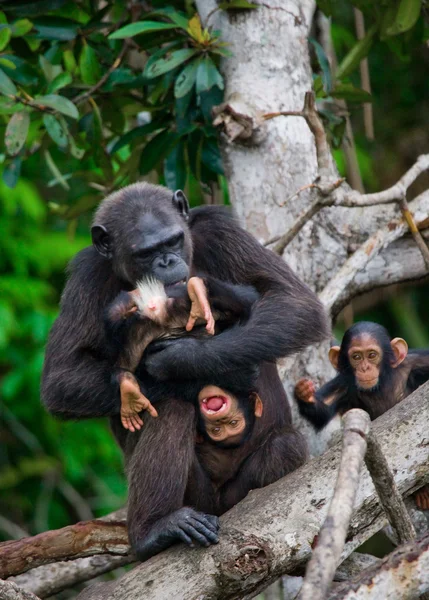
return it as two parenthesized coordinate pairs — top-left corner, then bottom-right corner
(144, 337), (204, 380)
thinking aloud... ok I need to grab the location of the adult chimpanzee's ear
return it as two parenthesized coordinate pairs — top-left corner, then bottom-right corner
(328, 346), (341, 370)
(91, 225), (112, 259)
(254, 394), (263, 418)
(172, 190), (189, 221)
(390, 337), (408, 368)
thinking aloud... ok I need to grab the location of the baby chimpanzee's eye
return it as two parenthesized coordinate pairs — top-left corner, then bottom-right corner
(230, 420), (238, 427)
(211, 427), (221, 435)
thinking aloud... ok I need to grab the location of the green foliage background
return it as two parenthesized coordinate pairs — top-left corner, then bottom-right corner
(0, 0), (429, 545)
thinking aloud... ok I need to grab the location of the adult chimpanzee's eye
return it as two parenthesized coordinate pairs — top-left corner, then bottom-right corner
(167, 232), (184, 248)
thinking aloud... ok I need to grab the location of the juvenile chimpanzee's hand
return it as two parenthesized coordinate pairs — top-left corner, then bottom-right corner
(134, 507), (220, 561)
(145, 337), (204, 380)
(119, 371), (158, 431)
(294, 378), (316, 404)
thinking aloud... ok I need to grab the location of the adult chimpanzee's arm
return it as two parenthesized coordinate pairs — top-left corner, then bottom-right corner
(41, 248), (125, 419)
(294, 376), (347, 431)
(145, 206), (330, 380)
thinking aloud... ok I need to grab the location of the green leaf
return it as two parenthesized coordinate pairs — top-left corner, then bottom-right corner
(148, 8), (189, 30)
(79, 42), (101, 85)
(109, 20), (177, 39)
(3, 157), (21, 188)
(0, 55), (40, 86)
(386, 0), (422, 36)
(139, 130), (180, 175)
(174, 59), (200, 98)
(201, 138), (224, 175)
(47, 71), (72, 93)
(35, 94), (79, 119)
(11, 18), (33, 37)
(110, 120), (167, 153)
(336, 24), (377, 80)
(331, 83), (372, 103)
(196, 56), (224, 94)
(144, 48), (198, 79)
(39, 54), (62, 82)
(164, 141), (186, 190)
(43, 113), (68, 148)
(0, 58), (16, 70)
(5, 112), (30, 156)
(0, 26), (11, 51)
(309, 38), (332, 94)
(63, 49), (77, 73)
(0, 68), (17, 96)
(32, 16), (79, 41)
(218, 0), (258, 9)
(44, 148), (69, 190)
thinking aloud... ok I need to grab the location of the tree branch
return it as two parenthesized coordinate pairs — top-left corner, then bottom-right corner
(9, 555), (133, 599)
(0, 579), (41, 600)
(328, 533), (429, 600)
(365, 432), (416, 544)
(299, 410), (371, 600)
(0, 520), (130, 579)
(75, 383), (429, 600)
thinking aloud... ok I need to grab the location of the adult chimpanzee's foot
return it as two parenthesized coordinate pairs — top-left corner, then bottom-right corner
(134, 507), (220, 561)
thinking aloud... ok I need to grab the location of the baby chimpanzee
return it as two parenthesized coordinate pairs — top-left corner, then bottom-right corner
(294, 321), (429, 509)
(105, 275), (262, 446)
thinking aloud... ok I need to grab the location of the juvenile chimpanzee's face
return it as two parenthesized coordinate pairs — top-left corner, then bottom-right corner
(91, 185), (193, 287)
(347, 334), (383, 390)
(197, 385), (263, 447)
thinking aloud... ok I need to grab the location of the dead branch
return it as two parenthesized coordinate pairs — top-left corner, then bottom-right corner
(0, 579), (41, 600)
(365, 431), (416, 544)
(298, 410), (371, 600)
(9, 555), (133, 599)
(334, 553), (381, 582)
(354, 8), (374, 141)
(319, 190), (429, 315)
(0, 520), (130, 579)
(328, 533), (429, 600)
(75, 383), (429, 600)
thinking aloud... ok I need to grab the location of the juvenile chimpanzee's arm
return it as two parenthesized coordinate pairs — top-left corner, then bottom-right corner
(405, 350), (429, 393)
(203, 277), (259, 320)
(294, 376), (347, 430)
(145, 207), (330, 380)
(42, 248), (129, 419)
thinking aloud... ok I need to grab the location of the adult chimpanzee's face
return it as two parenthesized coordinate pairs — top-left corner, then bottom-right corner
(118, 212), (191, 286)
(91, 187), (193, 287)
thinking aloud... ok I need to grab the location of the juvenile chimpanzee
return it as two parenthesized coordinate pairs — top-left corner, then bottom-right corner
(105, 274), (260, 435)
(295, 320), (429, 510)
(292, 321), (429, 427)
(42, 183), (330, 559)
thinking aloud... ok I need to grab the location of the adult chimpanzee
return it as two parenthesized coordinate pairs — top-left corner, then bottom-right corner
(42, 183), (330, 559)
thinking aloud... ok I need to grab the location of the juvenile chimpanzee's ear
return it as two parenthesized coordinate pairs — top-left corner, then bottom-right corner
(254, 394), (263, 418)
(328, 346), (341, 370)
(390, 337), (408, 368)
(91, 225), (113, 259)
(172, 190), (189, 221)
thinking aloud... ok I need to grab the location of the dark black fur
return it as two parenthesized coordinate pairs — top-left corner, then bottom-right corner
(296, 321), (429, 430)
(42, 183), (330, 560)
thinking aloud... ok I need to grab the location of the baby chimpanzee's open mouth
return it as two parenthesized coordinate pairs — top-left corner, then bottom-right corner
(200, 395), (230, 416)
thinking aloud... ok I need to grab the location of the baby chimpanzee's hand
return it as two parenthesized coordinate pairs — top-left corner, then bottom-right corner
(294, 378), (316, 404)
(119, 371), (158, 432)
(186, 277), (215, 335)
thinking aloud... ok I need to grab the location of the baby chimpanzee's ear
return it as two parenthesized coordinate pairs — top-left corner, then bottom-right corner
(328, 346), (341, 370)
(390, 337), (408, 368)
(254, 394), (263, 418)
